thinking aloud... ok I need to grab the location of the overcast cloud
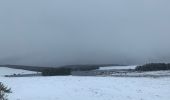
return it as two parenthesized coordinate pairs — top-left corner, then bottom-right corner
(0, 0), (170, 66)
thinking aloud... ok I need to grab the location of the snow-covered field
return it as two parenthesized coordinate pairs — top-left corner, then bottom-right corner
(1, 67), (170, 100)
(0, 67), (37, 76)
(99, 65), (136, 70)
(98, 66), (170, 77)
(122, 70), (170, 76)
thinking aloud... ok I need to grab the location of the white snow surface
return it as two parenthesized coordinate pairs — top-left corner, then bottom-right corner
(126, 70), (170, 76)
(110, 70), (170, 77)
(1, 67), (170, 100)
(99, 65), (136, 70)
(0, 67), (37, 76)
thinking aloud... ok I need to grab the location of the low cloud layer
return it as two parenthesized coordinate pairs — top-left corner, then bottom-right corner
(0, 0), (170, 66)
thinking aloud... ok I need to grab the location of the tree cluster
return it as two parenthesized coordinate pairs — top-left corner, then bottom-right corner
(42, 68), (71, 76)
(135, 63), (170, 71)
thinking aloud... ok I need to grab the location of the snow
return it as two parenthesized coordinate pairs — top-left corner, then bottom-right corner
(0, 67), (37, 76)
(127, 70), (170, 76)
(99, 65), (136, 70)
(1, 67), (170, 100)
(1, 76), (170, 100)
(110, 70), (170, 77)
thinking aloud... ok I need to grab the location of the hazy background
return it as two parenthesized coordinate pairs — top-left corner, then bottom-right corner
(0, 0), (170, 66)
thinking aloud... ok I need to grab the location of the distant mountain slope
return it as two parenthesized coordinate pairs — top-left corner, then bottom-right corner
(0, 67), (37, 76)
(0, 64), (124, 72)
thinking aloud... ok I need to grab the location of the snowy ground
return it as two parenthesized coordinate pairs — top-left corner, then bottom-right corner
(122, 70), (170, 76)
(0, 67), (37, 76)
(99, 65), (136, 70)
(98, 66), (170, 77)
(1, 67), (170, 100)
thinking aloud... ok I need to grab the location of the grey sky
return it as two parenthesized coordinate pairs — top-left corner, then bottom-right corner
(0, 0), (170, 66)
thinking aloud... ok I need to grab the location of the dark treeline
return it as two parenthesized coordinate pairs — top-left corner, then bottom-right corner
(42, 64), (125, 76)
(42, 68), (71, 76)
(135, 63), (170, 71)
(41, 65), (99, 76)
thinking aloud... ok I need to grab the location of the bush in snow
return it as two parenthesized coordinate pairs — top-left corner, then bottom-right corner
(0, 82), (12, 100)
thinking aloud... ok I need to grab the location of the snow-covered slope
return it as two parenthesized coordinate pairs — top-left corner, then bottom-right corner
(0, 76), (170, 100)
(99, 65), (136, 70)
(0, 67), (37, 76)
(0, 67), (170, 100)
